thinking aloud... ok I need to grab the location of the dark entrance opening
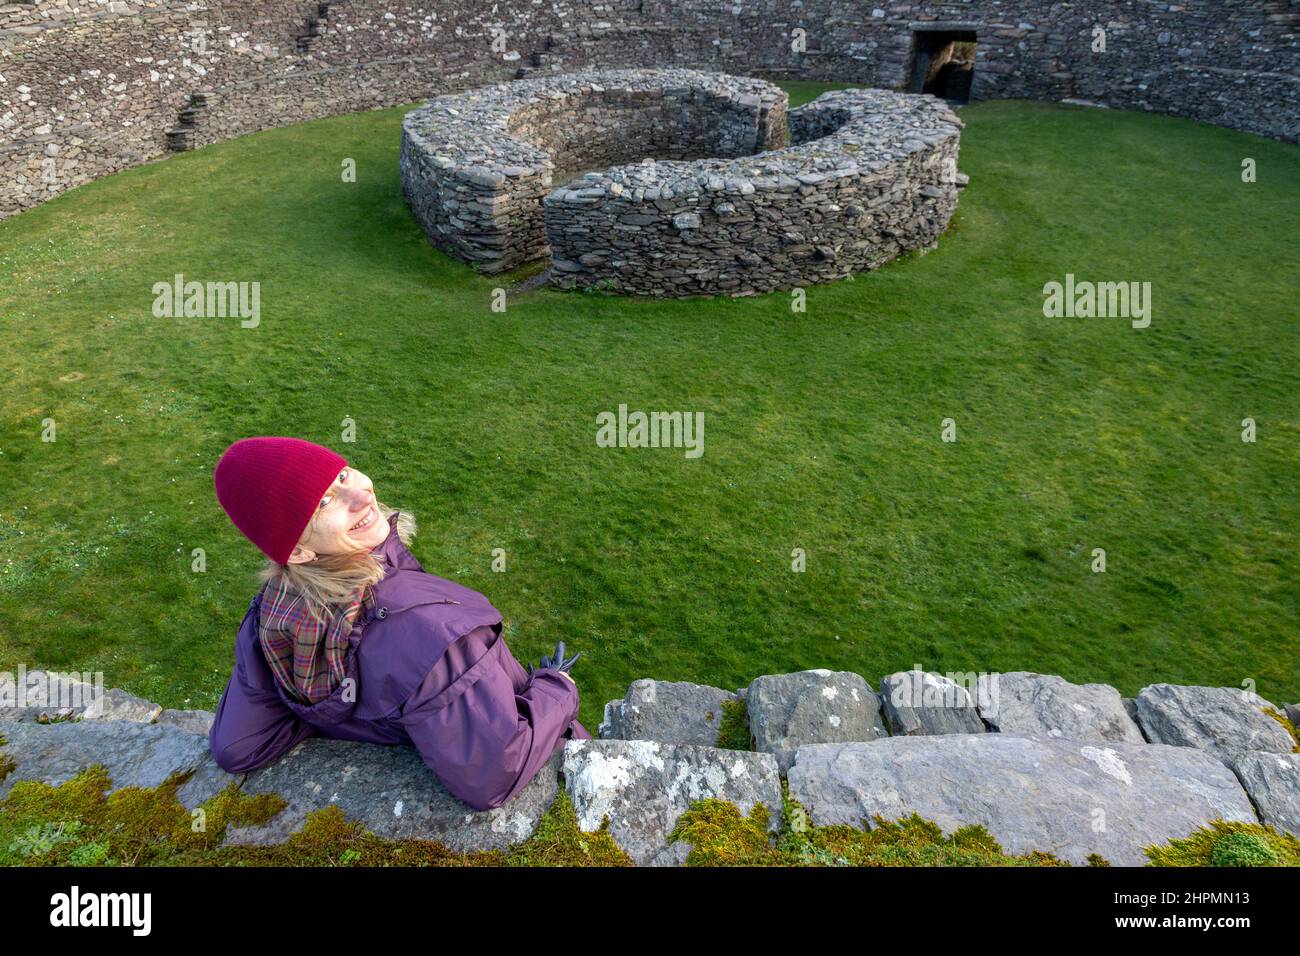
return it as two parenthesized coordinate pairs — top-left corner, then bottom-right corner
(908, 28), (977, 104)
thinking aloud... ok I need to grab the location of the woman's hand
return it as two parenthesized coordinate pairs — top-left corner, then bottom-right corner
(525, 660), (578, 683)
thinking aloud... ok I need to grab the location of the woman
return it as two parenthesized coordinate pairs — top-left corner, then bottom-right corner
(207, 435), (590, 812)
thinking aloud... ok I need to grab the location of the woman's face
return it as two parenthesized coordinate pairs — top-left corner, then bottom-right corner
(286, 466), (389, 563)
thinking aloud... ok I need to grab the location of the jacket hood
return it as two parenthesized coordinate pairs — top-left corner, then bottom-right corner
(254, 509), (502, 727)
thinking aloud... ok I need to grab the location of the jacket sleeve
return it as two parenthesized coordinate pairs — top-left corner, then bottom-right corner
(399, 624), (580, 812)
(208, 626), (319, 774)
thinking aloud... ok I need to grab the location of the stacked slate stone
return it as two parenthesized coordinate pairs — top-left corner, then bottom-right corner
(400, 68), (964, 295)
(399, 68), (788, 275)
(3, 667), (1297, 866)
(544, 85), (965, 296)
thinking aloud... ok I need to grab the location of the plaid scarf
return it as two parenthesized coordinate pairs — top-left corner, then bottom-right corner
(257, 574), (378, 706)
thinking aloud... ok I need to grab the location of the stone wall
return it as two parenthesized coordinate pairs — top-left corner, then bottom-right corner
(1, 0), (1295, 220)
(399, 68), (788, 275)
(542, 84), (962, 296)
(3, 667), (1297, 865)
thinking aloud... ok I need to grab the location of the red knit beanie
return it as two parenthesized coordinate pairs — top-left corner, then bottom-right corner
(214, 437), (348, 564)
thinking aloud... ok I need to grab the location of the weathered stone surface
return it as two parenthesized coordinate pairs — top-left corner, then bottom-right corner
(1122, 697), (1143, 734)
(1135, 684), (1294, 764)
(174, 752), (242, 811)
(0, 719), (224, 802)
(788, 735), (1257, 866)
(1285, 703), (1300, 728)
(157, 708), (216, 736)
(225, 737), (562, 853)
(879, 670), (985, 736)
(598, 679), (737, 746)
(1231, 752), (1300, 837)
(974, 672), (1144, 743)
(747, 669), (886, 773)
(562, 739), (782, 866)
(84, 686), (164, 723)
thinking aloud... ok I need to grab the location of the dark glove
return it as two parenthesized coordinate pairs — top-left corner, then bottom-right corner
(529, 640), (581, 674)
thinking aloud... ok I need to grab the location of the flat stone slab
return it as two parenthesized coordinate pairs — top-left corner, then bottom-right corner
(1135, 684), (1294, 764)
(787, 735), (1256, 866)
(562, 739), (782, 866)
(1231, 751), (1300, 837)
(879, 670), (985, 735)
(0, 720), (230, 809)
(598, 678), (738, 745)
(747, 669), (886, 774)
(224, 737), (561, 854)
(974, 672), (1144, 743)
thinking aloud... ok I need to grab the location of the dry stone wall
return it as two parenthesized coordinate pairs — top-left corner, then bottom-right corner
(2, 0), (1296, 220)
(542, 84), (963, 296)
(399, 68), (788, 275)
(2, 667), (1297, 865)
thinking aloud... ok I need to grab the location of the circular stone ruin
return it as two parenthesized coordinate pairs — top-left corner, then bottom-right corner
(400, 68), (966, 297)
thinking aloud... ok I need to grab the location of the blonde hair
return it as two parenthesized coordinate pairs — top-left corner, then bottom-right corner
(256, 502), (417, 625)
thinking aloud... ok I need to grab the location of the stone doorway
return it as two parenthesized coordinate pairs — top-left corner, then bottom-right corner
(907, 25), (978, 104)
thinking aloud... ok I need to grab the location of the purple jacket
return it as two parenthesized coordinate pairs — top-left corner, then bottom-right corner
(208, 512), (590, 811)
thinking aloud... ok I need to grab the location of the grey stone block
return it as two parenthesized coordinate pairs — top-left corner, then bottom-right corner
(1135, 684), (1293, 764)
(0, 720), (219, 800)
(562, 739), (782, 865)
(747, 669), (886, 774)
(225, 737), (562, 853)
(788, 735), (1256, 866)
(879, 670), (985, 736)
(597, 679), (738, 746)
(975, 672), (1145, 743)
(1231, 751), (1300, 837)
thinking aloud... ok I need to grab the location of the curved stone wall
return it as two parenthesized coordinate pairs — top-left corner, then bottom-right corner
(542, 86), (963, 296)
(2, 0), (1296, 221)
(399, 69), (788, 274)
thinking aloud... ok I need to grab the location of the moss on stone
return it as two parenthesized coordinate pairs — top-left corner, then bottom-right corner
(7, 758), (1292, 867)
(0, 761), (633, 867)
(713, 695), (754, 751)
(670, 798), (775, 865)
(501, 788), (633, 867)
(0, 763), (288, 866)
(1263, 706), (1300, 752)
(668, 778), (1070, 866)
(0, 730), (13, 787)
(1208, 831), (1279, 867)
(1144, 819), (1300, 867)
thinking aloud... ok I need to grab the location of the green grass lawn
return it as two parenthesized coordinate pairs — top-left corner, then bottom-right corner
(1, 89), (1297, 725)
